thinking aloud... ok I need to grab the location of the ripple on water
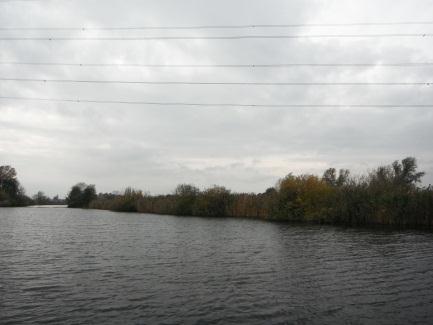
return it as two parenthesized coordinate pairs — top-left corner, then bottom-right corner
(1, 207), (433, 324)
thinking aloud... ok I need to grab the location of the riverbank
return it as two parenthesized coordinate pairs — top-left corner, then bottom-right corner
(73, 158), (433, 229)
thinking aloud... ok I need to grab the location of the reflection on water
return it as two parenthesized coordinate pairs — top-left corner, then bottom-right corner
(1, 208), (432, 324)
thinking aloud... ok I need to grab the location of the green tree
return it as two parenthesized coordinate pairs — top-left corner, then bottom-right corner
(392, 157), (425, 187)
(67, 183), (96, 208)
(174, 184), (199, 215)
(323, 168), (350, 187)
(82, 185), (97, 206)
(0, 165), (30, 206)
(0, 166), (19, 202)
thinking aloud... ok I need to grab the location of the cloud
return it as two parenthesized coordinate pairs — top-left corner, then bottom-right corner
(1, 0), (433, 196)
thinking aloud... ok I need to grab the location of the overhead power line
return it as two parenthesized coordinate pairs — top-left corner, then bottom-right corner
(0, 0), (41, 2)
(0, 33), (432, 41)
(1, 96), (432, 109)
(1, 62), (433, 68)
(1, 21), (433, 30)
(0, 77), (431, 86)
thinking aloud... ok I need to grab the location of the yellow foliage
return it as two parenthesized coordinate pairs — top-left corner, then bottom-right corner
(278, 174), (335, 221)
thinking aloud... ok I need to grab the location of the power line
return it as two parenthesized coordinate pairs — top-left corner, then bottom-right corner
(2, 21), (433, 30)
(1, 96), (432, 108)
(1, 62), (433, 68)
(0, 0), (41, 2)
(1, 77), (431, 86)
(0, 33), (432, 41)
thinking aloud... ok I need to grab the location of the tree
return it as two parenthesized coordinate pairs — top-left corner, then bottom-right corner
(193, 185), (231, 217)
(67, 184), (84, 208)
(0, 165), (17, 181)
(322, 168), (337, 186)
(82, 185), (97, 206)
(113, 187), (143, 212)
(276, 174), (334, 221)
(67, 183), (97, 208)
(0, 165), (19, 200)
(369, 157), (425, 190)
(174, 184), (199, 215)
(33, 191), (50, 205)
(392, 157), (425, 187)
(337, 169), (350, 186)
(323, 168), (350, 187)
(0, 165), (30, 206)
(51, 195), (66, 205)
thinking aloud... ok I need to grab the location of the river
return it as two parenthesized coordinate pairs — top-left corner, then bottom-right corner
(1, 207), (432, 324)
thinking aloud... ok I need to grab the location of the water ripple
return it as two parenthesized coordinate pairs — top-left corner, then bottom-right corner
(1, 208), (433, 324)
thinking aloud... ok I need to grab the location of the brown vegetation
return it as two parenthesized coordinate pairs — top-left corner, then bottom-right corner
(84, 157), (433, 228)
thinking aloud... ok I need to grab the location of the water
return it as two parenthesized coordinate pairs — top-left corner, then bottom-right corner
(1, 208), (433, 324)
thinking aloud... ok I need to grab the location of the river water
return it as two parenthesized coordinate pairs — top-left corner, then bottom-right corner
(1, 207), (432, 324)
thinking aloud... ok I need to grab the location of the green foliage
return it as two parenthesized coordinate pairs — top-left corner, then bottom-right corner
(192, 186), (232, 217)
(80, 157), (433, 229)
(90, 188), (144, 212)
(322, 168), (350, 187)
(112, 188), (143, 212)
(0, 165), (31, 206)
(393, 157), (425, 187)
(66, 183), (97, 208)
(174, 184), (199, 215)
(274, 174), (335, 222)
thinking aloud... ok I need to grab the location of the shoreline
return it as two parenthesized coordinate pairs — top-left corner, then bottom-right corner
(83, 206), (433, 232)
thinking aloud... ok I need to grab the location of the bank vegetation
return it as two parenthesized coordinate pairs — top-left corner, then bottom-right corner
(66, 157), (433, 228)
(0, 165), (66, 207)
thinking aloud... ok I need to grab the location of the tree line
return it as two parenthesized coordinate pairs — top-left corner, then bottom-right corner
(0, 165), (65, 206)
(67, 157), (433, 228)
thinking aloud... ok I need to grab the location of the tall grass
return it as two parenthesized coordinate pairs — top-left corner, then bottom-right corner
(86, 158), (433, 228)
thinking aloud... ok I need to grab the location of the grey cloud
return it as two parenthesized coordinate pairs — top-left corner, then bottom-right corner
(1, 0), (433, 196)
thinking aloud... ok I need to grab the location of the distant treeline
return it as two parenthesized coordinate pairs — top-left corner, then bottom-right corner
(31, 191), (66, 206)
(0, 165), (65, 207)
(67, 157), (433, 228)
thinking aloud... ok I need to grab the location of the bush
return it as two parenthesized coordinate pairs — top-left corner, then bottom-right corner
(77, 157), (433, 229)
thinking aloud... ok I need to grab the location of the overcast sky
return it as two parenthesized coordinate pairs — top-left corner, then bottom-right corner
(1, 0), (433, 197)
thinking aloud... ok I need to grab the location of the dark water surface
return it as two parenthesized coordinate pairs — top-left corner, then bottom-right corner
(1, 208), (433, 324)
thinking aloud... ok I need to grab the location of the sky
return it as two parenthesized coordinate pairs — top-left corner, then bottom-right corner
(1, 0), (433, 197)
